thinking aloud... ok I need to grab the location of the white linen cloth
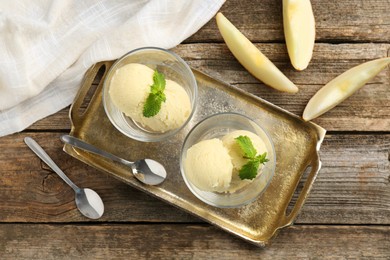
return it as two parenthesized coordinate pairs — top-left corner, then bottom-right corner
(0, 0), (224, 136)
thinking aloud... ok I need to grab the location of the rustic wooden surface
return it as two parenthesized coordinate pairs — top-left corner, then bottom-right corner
(1, 0), (389, 258)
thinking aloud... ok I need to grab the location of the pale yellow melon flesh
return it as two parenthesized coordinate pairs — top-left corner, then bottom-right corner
(283, 0), (315, 71)
(216, 12), (298, 93)
(303, 57), (390, 121)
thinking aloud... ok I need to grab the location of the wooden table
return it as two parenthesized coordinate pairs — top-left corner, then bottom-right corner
(1, 0), (389, 258)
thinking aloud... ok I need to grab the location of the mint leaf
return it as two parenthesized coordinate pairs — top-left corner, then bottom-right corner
(235, 135), (269, 180)
(255, 152), (269, 165)
(235, 135), (257, 159)
(143, 93), (163, 117)
(152, 70), (166, 93)
(143, 70), (166, 118)
(239, 160), (261, 180)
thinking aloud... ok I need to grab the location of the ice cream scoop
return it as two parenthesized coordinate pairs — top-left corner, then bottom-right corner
(184, 138), (233, 192)
(180, 112), (276, 208)
(184, 130), (268, 193)
(109, 63), (191, 133)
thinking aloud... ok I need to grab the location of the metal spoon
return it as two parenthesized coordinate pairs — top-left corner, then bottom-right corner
(60, 135), (167, 185)
(24, 137), (104, 219)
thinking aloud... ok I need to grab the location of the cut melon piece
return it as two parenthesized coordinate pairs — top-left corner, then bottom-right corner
(283, 0), (315, 71)
(303, 57), (390, 121)
(216, 12), (298, 93)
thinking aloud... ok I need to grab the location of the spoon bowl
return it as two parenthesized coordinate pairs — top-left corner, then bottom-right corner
(24, 137), (104, 219)
(61, 135), (167, 185)
(75, 188), (104, 219)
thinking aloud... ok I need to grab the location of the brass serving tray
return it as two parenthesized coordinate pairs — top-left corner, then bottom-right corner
(64, 61), (326, 247)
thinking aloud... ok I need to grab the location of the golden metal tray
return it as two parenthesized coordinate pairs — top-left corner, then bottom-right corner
(63, 61), (326, 247)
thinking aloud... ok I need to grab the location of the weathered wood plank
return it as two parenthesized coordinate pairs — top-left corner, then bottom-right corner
(296, 134), (390, 224)
(0, 132), (388, 224)
(186, 0), (390, 43)
(27, 43), (390, 132)
(0, 224), (389, 259)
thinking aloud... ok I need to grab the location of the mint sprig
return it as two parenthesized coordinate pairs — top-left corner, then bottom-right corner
(235, 135), (269, 180)
(143, 70), (166, 117)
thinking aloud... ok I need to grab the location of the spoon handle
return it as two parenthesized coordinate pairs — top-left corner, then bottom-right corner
(24, 137), (79, 191)
(60, 135), (131, 165)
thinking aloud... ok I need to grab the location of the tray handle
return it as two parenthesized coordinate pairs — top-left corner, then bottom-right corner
(69, 61), (111, 127)
(278, 152), (322, 229)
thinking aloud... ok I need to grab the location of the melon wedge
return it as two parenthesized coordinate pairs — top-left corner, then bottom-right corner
(303, 57), (390, 121)
(216, 12), (298, 93)
(283, 0), (315, 71)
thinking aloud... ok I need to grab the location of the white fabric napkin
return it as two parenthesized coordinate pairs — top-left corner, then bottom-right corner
(0, 0), (224, 137)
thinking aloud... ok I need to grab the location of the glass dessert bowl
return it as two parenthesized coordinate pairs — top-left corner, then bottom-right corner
(103, 47), (197, 142)
(180, 112), (276, 208)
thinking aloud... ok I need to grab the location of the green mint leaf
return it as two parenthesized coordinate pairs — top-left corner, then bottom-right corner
(143, 93), (163, 118)
(235, 135), (257, 159)
(236, 136), (269, 180)
(255, 152), (269, 165)
(151, 70), (166, 93)
(143, 70), (166, 117)
(156, 91), (166, 103)
(239, 159), (261, 180)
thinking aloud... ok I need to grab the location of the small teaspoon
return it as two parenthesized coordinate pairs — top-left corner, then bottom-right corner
(24, 137), (104, 219)
(60, 135), (167, 185)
